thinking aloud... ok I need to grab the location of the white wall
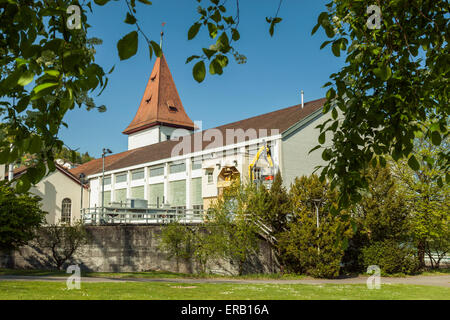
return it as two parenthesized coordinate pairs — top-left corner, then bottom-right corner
(128, 126), (194, 150)
(29, 170), (87, 225)
(160, 126), (191, 142)
(280, 111), (332, 188)
(128, 126), (160, 150)
(89, 178), (100, 208)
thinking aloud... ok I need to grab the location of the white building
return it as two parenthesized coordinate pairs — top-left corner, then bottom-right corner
(5, 164), (88, 225)
(70, 53), (330, 214)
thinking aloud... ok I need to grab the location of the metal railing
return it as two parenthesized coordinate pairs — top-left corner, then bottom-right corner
(81, 206), (205, 225)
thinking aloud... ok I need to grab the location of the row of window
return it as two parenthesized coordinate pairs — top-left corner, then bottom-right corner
(103, 163), (191, 185)
(102, 143), (270, 185)
(102, 178), (203, 208)
(102, 160), (208, 186)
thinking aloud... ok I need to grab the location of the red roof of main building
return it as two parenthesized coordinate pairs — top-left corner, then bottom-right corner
(122, 53), (195, 135)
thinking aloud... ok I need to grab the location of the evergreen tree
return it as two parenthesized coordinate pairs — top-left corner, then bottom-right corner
(279, 175), (352, 278)
(250, 171), (291, 272)
(356, 165), (411, 243)
(344, 164), (419, 274)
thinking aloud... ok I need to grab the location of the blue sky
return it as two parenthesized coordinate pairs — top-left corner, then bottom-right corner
(59, 0), (344, 158)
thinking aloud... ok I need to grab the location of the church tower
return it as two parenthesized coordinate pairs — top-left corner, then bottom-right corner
(123, 53), (195, 150)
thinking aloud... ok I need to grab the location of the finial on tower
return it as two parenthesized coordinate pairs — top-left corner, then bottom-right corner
(160, 22), (166, 49)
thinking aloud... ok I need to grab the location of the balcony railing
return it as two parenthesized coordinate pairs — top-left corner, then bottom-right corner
(81, 206), (205, 225)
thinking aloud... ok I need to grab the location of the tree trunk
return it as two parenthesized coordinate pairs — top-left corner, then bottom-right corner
(8, 249), (16, 269)
(238, 260), (244, 276)
(417, 240), (426, 269)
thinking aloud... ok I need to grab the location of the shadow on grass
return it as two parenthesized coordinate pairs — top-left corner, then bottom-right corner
(1, 267), (448, 280)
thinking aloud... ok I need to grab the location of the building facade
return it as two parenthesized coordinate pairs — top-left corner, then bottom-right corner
(70, 53), (330, 213)
(5, 164), (87, 225)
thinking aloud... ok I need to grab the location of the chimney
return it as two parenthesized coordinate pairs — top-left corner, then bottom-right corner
(301, 90), (304, 109)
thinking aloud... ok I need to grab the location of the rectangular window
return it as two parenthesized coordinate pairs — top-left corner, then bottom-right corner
(61, 199), (72, 224)
(169, 180), (186, 207)
(131, 186), (144, 199)
(206, 171), (213, 184)
(103, 175), (111, 185)
(103, 191), (111, 206)
(193, 204), (204, 215)
(170, 162), (186, 174)
(192, 159), (202, 170)
(148, 183), (164, 207)
(248, 144), (258, 157)
(131, 169), (144, 181)
(115, 189), (127, 203)
(115, 173), (127, 183)
(149, 166), (164, 177)
(191, 178), (202, 205)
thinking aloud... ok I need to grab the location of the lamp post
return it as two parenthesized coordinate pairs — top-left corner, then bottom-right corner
(101, 148), (113, 223)
(79, 173), (86, 220)
(311, 198), (323, 254)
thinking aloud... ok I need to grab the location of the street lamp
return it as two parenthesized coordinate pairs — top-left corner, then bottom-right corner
(311, 198), (324, 254)
(79, 173), (86, 222)
(101, 148), (113, 222)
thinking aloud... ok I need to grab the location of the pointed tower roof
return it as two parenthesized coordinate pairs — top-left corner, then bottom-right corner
(123, 54), (195, 135)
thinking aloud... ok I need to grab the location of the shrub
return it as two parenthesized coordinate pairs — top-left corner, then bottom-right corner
(208, 181), (260, 275)
(38, 222), (90, 270)
(158, 222), (195, 272)
(0, 183), (46, 251)
(343, 165), (414, 273)
(279, 175), (352, 278)
(361, 240), (420, 275)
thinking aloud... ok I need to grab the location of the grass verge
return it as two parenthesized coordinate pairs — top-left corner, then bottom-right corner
(0, 281), (448, 300)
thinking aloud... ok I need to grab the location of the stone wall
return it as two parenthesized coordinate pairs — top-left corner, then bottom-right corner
(0, 225), (276, 275)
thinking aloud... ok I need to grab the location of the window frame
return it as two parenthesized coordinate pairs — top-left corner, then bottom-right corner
(61, 198), (72, 224)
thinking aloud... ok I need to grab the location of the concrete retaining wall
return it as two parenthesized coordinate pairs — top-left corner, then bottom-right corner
(0, 225), (275, 275)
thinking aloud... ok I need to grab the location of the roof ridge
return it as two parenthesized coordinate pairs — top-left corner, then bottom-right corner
(212, 97), (326, 131)
(155, 55), (161, 121)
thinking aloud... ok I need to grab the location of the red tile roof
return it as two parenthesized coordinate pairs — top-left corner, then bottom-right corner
(70, 149), (138, 177)
(6, 163), (85, 186)
(70, 98), (326, 178)
(122, 54), (195, 135)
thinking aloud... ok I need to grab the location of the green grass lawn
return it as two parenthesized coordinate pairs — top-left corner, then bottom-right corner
(0, 281), (448, 300)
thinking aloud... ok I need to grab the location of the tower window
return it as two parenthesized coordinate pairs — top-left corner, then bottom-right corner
(167, 100), (178, 112)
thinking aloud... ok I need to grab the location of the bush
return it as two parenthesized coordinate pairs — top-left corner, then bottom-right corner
(0, 183), (46, 251)
(159, 221), (229, 274)
(279, 214), (348, 278)
(38, 222), (90, 270)
(278, 175), (352, 278)
(342, 165), (415, 273)
(159, 222), (195, 272)
(361, 240), (420, 275)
